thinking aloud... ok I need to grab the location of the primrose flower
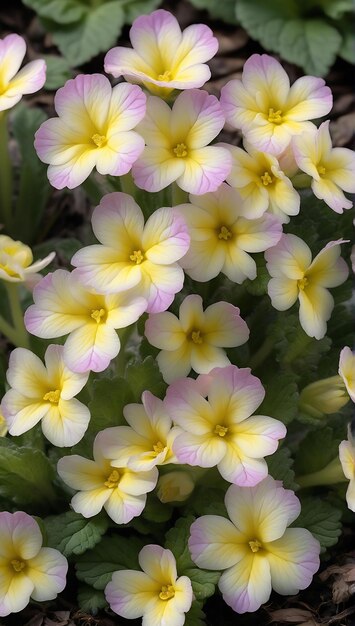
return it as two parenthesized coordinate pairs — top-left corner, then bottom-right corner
(0, 235), (54, 285)
(165, 366), (286, 486)
(339, 347), (355, 402)
(224, 143), (300, 222)
(177, 183), (282, 283)
(24, 269), (146, 373)
(157, 471), (195, 504)
(71, 192), (190, 313)
(105, 9), (218, 96)
(132, 89), (232, 194)
(0, 511), (67, 617)
(299, 375), (349, 419)
(96, 390), (178, 471)
(293, 121), (355, 213)
(339, 423), (355, 512)
(34, 74), (146, 189)
(189, 476), (320, 613)
(221, 54), (332, 155)
(57, 432), (158, 524)
(105, 544), (193, 626)
(1, 345), (90, 446)
(145, 295), (249, 383)
(266, 234), (349, 340)
(0, 34), (46, 112)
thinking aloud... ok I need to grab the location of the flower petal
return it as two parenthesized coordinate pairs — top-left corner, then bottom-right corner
(189, 515), (246, 570)
(27, 547), (68, 601)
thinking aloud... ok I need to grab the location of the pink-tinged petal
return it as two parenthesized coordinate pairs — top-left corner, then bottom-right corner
(298, 284), (334, 340)
(189, 515), (245, 570)
(230, 416), (286, 458)
(225, 478), (301, 542)
(266, 528), (320, 595)
(96, 131), (145, 177)
(139, 545), (177, 582)
(157, 344), (193, 383)
(171, 90), (225, 148)
(175, 23), (218, 69)
(203, 302), (250, 347)
(72, 488), (111, 518)
(165, 378), (215, 433)
(27, 547), (68, 601)
(0, 34), (26, 83)
(346, 479), (355, 512)
(245, 120), (295, 156)
(242, 54), (290, 107)
(6, 347), (47, 397)
(5, 511), (42, 559)
(91, 192), (144, 248)
(63, 323), (120, 373)
(307, 240), (349, 287)
(54, 74), (111, 133)
(177, 146), (232, 195)
(220, 78), (259, 130)
(145, 312), (185, 351)
(108, 83), (146, 132)
(0, 574), (34, 617)
(219, 553), (271, 613)
(326, 147), (355, 192)
(72, 256), (141, 295)
(143, 207), (190, 264)
(6, 60), (46, 97)
(132, 148), (185, 192)
(104, 490), (146, 524)
(104, 45), (154, 81)
(141, 261), (185, 314)
(136, 96), (172, 148)
(339, 347), (355, 403)
(119, 467), (158, 497)
(173, 431), (226, 467)
(292, 126), (320, 179)
(235, 214), (282, 253)
(34, 118), (88, 167)
(265, 234), (312, 279)
(286, 76), (332, 121)
(3, 391), (48, 436)
(46, 150), (97, 190)
(218, 444), (269, 486)
(268, 276), (299, 311)
(57, 455), (104, 491)
(41, 398), (90, 447)
(129, 10), (182, 68)
(312, 178), (353, 213)
(207, 366), (265, 423)
(105, 570), (159, 619)
(106, 293), (147, 329)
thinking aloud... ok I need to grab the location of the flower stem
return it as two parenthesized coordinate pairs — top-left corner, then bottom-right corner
(296, 457), (347, 489)
(249, 336), (274, 370)
(0, 112), (13, 231)
(5, 283), (30, 348)
(0, 314), (19, 346)
(171, 182), (188, 206)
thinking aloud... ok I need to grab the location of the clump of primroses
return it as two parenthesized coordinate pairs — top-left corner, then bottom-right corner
(0, 8), (354, 625)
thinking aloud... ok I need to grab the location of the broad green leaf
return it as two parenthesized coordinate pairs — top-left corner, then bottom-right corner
(22, 0), (88, 23)
(293, 496), (342, 552)
(236, 0), (299, 53)
(52, 2), (125, 66)
(0, 439), (55, 506)
(267, 447), (298, 490)
(245, 254), (269, 297)
(76, 534), (145, 589)
(338, 19), (355, 63)
(34, 238), (82, 268)
(44, 511), (108, 556)
(189, 0), (238, 23)
(320, 0), (354, 19)
(11, 106), (50, 244)
(294, 427), (341, 476)
(184, 568), (220, 601)
(77, 585), (107, 614)
(42, 54), (73, 90)
(125, 356), (166, 401)
(185, 601), (206, 626)
(185, 485), (228, 518)
(259, 373), (299, 425)
(143, 493), (173, 523)
(122, 0), (162, 23)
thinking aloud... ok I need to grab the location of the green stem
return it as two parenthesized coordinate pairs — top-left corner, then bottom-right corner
(249, 336), (274, 370)
(0, 313), (19, 346)
(120, 173), (137, 198)
(0, 112), (13, 231)
(5, 283), (30, 348)
(115, 325), (134, 377)
(296, 457), (347, 489)
(171, 182), (188, 206)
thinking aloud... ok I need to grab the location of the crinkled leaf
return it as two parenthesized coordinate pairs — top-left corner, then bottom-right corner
(143, 493), (173, 523)
(259, 373), (299, 425)
(125, 356), (166, 401)
(44, 511), (108, 556)
(245, 254), (269, 297)
(77, 585), (107, 614)
(122, 0), (162, 23)
(185, 601), (206, 626)
(338, 20), (355, 63)
(293, 496), (342, 552)
(42, 54), (73, 89)
(267, 447), (298, 490)
(51, 2), (124, 66)
(185, 486), (228, 518)
(22, 0), (88, 23)
(294, 427), (342, 475)
(184, 568), (220, 601)
(320, 0), (354, 19)
(189, 0), (238, 23)
(76, 534), (145, 589)
(0, 439), (55, 506)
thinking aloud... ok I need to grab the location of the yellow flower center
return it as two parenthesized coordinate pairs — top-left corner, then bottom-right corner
(43, 389), (61, 404)
(214, 424), (228, 437)
(11, 559), (26, 573)
(173, 143), (188, 158)
(153, 441), (165, 456)
(91, 308), (106, 323)
(190, 330), (203, 344)
(159, 584), (175, 600)
(267, 108), (283, 124)
(158, 70), (172, 82)
(218, 226), (232, 241)
(104, 469), (121, 489)
(318, 165), (326, 176)
(130, 250), (144, 264)
(297, 276), (309, 291)
(248, 539), (262, 553)
(91, 133), (106, 148)
(260, 171), (273, 186)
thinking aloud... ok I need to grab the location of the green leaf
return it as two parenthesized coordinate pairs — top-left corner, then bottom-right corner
(77, 585), (107, 614)
(34, 238), (82, 268)
(184, 568), (220, 601)
(42, 54), (73, 90)
(236, 0), (299, 53)
(185, 601), (206, 626)
(294, 427), (342, 476)
(143, 493), (173, 523)
(125, 356), (166, 401)
(189, 0), (238, 23)
(44, 511), (108, 557)
(22, 0), (88, 23)
(320, 0), (354, 19)
(76, 534), (145, 589)
(245, 254), (269, 297)
(338, 19), (355, 63)
(11, 106), (50, 244)
(293, 496), (342, 552)
(267, 447), (298, 490)
(51, 2), (124, 66)
(122, 0), (162, 23)
(259, 373), (299, 425)
(0, 439), (55, 506)
(185, 486), (228, 518)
